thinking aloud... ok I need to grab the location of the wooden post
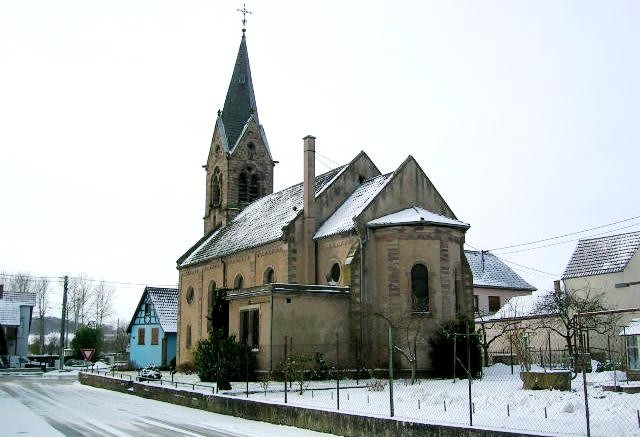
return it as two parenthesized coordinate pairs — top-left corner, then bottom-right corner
(388, 324), (394, 417)
(466, 322), (473, 427)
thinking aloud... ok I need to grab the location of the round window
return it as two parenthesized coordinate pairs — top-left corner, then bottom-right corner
(186, 287), (194, 304)
(330, 263), (341, 283)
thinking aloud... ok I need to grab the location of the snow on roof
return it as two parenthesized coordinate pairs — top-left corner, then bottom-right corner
(147, 287), (178, 333)
(181, 166), (346, 267)
(0, 290), (36, 326)
(368, 206), (470, 230)
(562, 231), (640, 279)
(314, 173), (392, 239)
(620, 319), (640, 336)
(465, 251), (537, 291)
(482, 290), (551, 321)
(618, 319), (640, 335)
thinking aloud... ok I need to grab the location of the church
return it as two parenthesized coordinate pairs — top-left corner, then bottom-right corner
(176, 28), (474, 373)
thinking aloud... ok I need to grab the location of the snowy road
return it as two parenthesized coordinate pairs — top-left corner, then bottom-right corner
(0, 375), (338, 437)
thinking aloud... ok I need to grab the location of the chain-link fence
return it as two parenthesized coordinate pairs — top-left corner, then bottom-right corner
(234, 320), (640, 437)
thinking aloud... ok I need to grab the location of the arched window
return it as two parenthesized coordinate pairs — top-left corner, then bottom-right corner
(263, 267), (276, 284)
(185, 287), (194, 305)
(411, 264), (429, 312)
(211, 168), (221, 207)
(328, 262), (341, 284)
(249, 174), (259, 201)
(186, 324), (192, 349)
(239, 172), (248, 202)
(234, 274), (244, 289)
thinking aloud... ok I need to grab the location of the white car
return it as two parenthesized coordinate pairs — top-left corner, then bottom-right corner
(138, 367), (162, 380)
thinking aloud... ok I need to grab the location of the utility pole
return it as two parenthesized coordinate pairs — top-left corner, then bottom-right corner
(59, 276), (68, 370)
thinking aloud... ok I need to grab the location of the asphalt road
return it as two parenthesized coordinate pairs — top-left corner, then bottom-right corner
(0, 375), (335, 437)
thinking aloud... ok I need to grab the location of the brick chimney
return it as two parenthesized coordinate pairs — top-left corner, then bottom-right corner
(0, 284), (4, 299)
(303, 135), (317, 284)
(553, 280), (561, 293)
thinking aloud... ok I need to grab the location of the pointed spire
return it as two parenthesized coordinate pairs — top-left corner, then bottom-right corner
(221, 33), (259, 148)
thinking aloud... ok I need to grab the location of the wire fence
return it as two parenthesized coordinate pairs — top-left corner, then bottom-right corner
(86, 322), (640, 437)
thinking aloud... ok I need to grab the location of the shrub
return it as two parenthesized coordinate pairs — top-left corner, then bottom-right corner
(429, 316), (482, 378)
(192, 330), (256, 390)
(176, 361), (195, 375)
(70, 326), (103, 362)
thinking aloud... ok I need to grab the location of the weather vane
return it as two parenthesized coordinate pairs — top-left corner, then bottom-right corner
(237, 3), (253, 34)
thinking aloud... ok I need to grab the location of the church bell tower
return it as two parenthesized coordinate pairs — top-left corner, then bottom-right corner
(203, 27), (275, 234)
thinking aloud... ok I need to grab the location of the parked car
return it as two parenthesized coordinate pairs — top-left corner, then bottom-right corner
(138, 367), (162, 380)
(65, 359), (92, 368)
(19, 357), (43, 368)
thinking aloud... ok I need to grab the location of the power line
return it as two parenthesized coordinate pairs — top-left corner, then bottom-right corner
(495, 255), (560, 278)
(315, 155), (333, 170)
(464, 242), (481, 251)
(488, 214), (640, 252)
(0, 273), (177, 289)
(315, 151), (341, 167)
(493, 221), (640, 255)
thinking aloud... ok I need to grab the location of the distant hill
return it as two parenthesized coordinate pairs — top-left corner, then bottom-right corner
(30, 316), (115, 335)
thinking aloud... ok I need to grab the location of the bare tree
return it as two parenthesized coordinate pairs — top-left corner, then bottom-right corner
(533, 285), (616, 356)
(33, 278), (49, 352)
(69, 275), (93, 327)
(92, 281), (114, 327)
(9, 272), (32, 293)
(365, 306), (426, 384)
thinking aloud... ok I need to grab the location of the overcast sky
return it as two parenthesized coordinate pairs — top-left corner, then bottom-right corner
(1, 0), (639, 325)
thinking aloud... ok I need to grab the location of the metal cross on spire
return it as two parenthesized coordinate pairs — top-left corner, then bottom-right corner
(237, 3), (253, 34)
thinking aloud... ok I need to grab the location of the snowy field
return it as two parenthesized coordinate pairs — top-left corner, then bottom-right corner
(105, 363), (640, 437)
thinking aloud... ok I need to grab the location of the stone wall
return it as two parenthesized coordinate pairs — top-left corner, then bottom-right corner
(79, 372), (537, 437)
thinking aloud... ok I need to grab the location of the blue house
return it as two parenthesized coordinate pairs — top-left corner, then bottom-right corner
(127, 287), (178, 368)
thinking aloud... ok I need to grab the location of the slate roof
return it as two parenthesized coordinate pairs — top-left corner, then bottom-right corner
(465, 250), (536, 291)
(221, 34), (259, 149)
(147, 287), (178, 333)
(180, 166), (347, 267)
(0, 290), (36, 326)
(368, 206), (470, 230)
(314, 173), (393, 239)
(562, 231), (640, 279)
(127, 287), (178, 334)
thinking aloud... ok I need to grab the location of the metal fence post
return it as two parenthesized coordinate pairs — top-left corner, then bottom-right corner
(467, 321), (473, 427)
(284, 335), (288, 404)
(336, 333), (340, 411)
(388, 324), (394, 417)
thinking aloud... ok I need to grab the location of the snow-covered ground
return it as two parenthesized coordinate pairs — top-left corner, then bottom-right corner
(107, 363), (640, 436)
(0, 376), (338, 436)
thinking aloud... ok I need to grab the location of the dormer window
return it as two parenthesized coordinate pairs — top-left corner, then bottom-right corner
(239, 74), (246, 84)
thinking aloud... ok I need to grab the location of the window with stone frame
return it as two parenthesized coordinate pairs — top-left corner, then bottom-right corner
(234, 274), (244, 289)
(488, 296), (501, 313)
(137, 327), (145, 345)
(210, 168), (221, 208)
(473, 295), (479, 312)
(249, 174), (259, 201)
(186, 325), (192, 349)
(239, 172), (248, 202)
(263, 267), (276, 284)
(240, 309), (260, 350)
(151, 327), (159, 345)
(411, 263), (429, 312)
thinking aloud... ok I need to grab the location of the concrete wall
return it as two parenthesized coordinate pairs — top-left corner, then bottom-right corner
(271, 292), (352, 369)
(228, 294), (272, 370)
(80, 372), (535, 437)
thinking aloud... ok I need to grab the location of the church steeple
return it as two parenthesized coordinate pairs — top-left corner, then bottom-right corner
(221, 34), (259, 148)
(203, 27), (275, 235)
